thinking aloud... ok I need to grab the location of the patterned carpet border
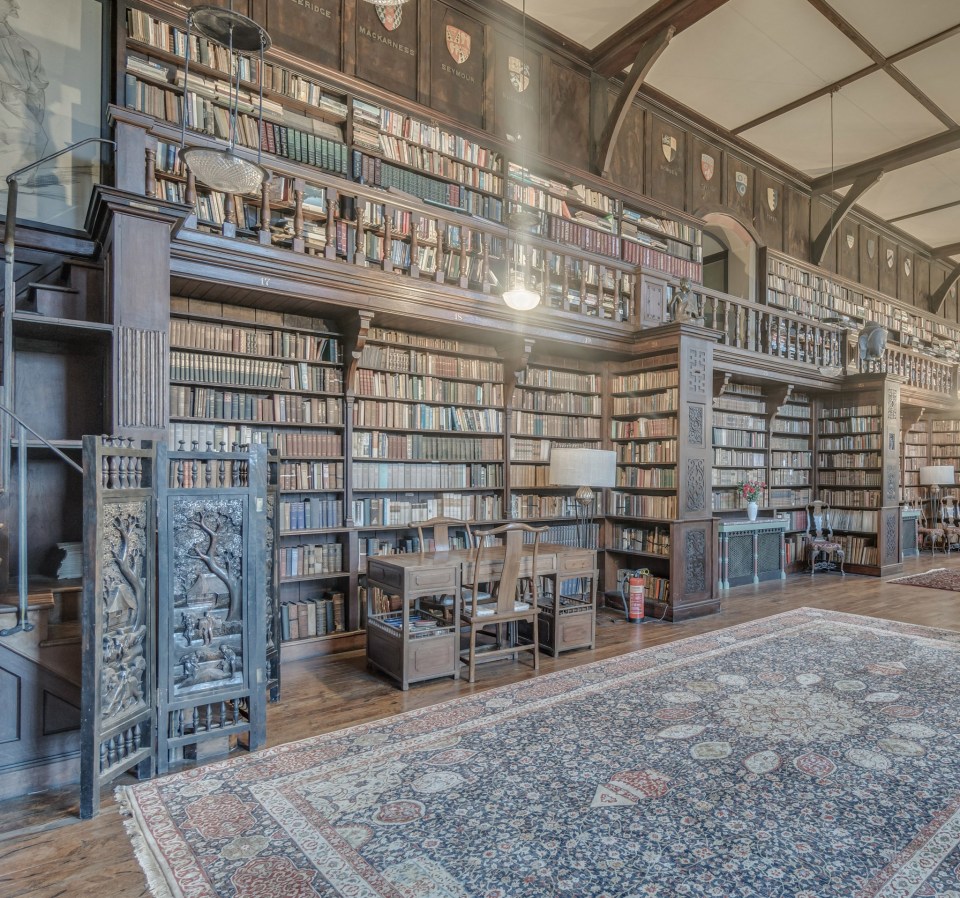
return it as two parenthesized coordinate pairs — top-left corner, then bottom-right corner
(118, 608), (960, 898)
(889, 567), (960, 592)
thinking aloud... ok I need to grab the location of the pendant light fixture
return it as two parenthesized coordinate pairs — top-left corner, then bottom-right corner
(363, 0), (409, 7)
(179, 4), (271, 194)
(502, 0), (540, 311)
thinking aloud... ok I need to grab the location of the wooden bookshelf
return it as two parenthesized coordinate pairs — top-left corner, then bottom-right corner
(901, 409), (929, 504)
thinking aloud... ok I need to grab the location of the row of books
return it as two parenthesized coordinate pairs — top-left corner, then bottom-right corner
(510, 438), (597, 463)
(819, 404), (882, 418)
(713, 468), (764, 487)
(819, 417), (881, 434)
(351, 494), (502, 528)
(514, 390), (601, 416)
(611, 390), (679, 417)
(772, 419), (811, 435)
(769, 487), (812, 508)
(361, 202), (438, 239)
(366, 327), (498, 357)
(610, 492), (677, 520)
(818, 435), (882, 452)
(715, 395), (767, 415)
(610, 525), (671, 556)
(170, 352), (343, 392)
(510, 464), (554, 488)
(830, 509), (879, 531)
(363, 235), (438, 271)
(352, 432), (502, 462)
(170, 318), (340, 363)
(280, 543), (344, 578)
(621, 241), (702, 281)
(170, 387), (343, 425)
(712, 429), (767, 449)
(771, 437), (810, 453)
(817, 452), (881, 468)
(280, 499), (343, 532)
(377, 135), (503, 193)
(611, 370), (680, 394)
(513, 411), (602, 439)
(832, 536), (879, 566)
(611, 418), (679, 440)
(280, 594), (347, 642)
(278, 433), (342, 458)
(353, 401), (503, 433)
(358, 345), (502, 381)
(355, 371), (502, 406)
(769, 470), (810, 487)
(546, 216), (620, 259)
(819, 489), (882, 506)
(713, 492), (758, 511)
(279, 461), (344, 491)
(715, 449), (766, 467)
(818, 470), (883, 487)
(617, 468), (678, 489)
(168, 423), (271, 453)
(510, 495), (579, 519)
(517, 368), (600, 393)
(352, 462), (502, 491)
(618, 440), (678, 464)
(713, 412), (765, 431)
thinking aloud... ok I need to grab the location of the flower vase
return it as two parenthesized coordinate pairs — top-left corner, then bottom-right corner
(747, 501), (758, 522)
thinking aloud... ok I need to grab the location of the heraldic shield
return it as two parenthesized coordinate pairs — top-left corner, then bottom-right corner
(446, 25), (471, 64)
(661, 134), (677, 163)
(508, 55), (530, 93)
(377, 3), (402, 31)
(767, 186), (778, 211)
(735, 171), (748, 197)
(700, 153), (714, 181)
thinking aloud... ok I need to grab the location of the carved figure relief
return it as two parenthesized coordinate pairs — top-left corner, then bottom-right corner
(171, 498), (246, 696)
(100, 502), (149, 723)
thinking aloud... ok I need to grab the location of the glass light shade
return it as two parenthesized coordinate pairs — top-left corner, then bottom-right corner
(180, 147), (268, 194)
(364, 0), (409, 6)
(502, 283), (540, 311)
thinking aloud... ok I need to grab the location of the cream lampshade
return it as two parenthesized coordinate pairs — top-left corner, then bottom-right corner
(920, 465), (955, 487)
(548, 448), (616, 551)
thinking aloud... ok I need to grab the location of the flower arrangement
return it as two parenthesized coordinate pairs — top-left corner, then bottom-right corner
(739, 479), (766, 504)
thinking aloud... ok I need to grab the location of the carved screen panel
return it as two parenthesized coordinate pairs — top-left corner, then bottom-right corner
(157, 443), (267, 774)
(81, 437), (157, 819)
(266, 451), (280, 702)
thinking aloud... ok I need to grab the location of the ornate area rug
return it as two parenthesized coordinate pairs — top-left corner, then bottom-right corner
(120, 608), (960, 898)
(889, 568), (960, 592)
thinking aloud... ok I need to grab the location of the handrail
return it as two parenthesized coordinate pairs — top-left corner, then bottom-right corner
(0, 406), (82, 638)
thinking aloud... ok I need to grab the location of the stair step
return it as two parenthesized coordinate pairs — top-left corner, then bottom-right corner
(0, 590), (55, 612)
(41, 620), (81, 647)
(23, 283), (92, 321)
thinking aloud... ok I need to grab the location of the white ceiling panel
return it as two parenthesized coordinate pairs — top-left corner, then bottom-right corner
(498, 0), (658, 51)
(645, 0), (870, 130)
(823, 0), (960, 56)
(853, 151), (960, 221)
(741, 71), (945, 177)
(896, 205), (960, 247)
(895, 33), (960, 123)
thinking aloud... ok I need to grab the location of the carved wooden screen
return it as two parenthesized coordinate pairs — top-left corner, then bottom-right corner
(157, 442), (268, 773)
(265, 449), (280, 702)
(81, 436), (157, 820)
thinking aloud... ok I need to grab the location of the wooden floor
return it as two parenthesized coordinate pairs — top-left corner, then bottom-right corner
(4, 555), (960, 897)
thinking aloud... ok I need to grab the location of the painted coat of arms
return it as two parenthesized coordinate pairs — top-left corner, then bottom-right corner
(767, 187), (778, 211)
(700, 153), (714, 181)
(376, 3), (402, 31)
(886, 247), (895, 268)
(661, 134), (677, 163)
(446, 25), (471, 64)
(846, 232), (855, 249)
(735, 171), (748, 197)
(867, 237), (876, 259)
(508, 56), (530, 93)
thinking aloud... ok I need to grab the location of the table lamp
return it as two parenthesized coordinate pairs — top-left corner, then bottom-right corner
(920, 465), (955, 535)
(548, 448), (616, 548)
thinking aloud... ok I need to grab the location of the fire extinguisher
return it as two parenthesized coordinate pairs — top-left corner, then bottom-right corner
(628, 569), (649, 624)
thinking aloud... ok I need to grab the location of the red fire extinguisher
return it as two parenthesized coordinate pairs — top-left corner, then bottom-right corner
(628, 569), (649, 623)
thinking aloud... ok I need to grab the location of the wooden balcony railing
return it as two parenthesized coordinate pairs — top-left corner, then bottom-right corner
(857, 342), (958, 397)
(696, 285), (846, 370)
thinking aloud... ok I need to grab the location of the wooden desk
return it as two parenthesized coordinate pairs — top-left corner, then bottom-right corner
(365, 544), (598, 689)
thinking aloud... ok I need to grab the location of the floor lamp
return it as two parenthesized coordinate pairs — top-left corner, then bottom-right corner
(548, 448), (616, 549)
(920, 465), (955, 552)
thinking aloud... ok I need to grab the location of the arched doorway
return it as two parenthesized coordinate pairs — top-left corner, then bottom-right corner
(699, 212), (757, 302)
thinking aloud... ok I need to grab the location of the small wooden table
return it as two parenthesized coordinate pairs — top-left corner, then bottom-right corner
(365, 544), (598, 689)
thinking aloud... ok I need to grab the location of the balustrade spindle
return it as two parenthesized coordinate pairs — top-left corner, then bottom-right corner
(382, 207), (393, 273)
(410, 216), (420, 279)
(459, 229), (468, 290)
(480, 234), (491, 294)
(293, 185), (305, 254)
(144, 146), (156, 199)
(435, 229), (446, 284)
(259, 178), (271, 246)
(324, 187), (337, 261)
(222, 193), (237, 239)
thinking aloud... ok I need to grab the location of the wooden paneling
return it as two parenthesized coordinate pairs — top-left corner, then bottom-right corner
(430, 4), (485, 130)
(689, 137), (721, 213)
(811, 198), (837, 273)
(546, 62), (591, 172)
(838, 223), (858, 283)
(753, 171), (783, 251)
(605, 95), (644, 195)
(859, 226), (880, 291)
(879, 236), (898, 299)
(355, 0), (419, 101)
(785, 188), (810, 262)
(647, 114), (685, 212)
(492, 34), (541, 154)
(265, 0), (341, 70)
(915, 257), (930, 311)
(724, 154), (754, 224)
(0, 667), (19, 744)
(899, 247), (915, 305)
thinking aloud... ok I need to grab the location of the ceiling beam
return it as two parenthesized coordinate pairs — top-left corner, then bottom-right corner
(932, 241), (960, 260)
(930, 265), (960, 314)
(594, 26), (675, 179)
(805, 0), (957, 128)
(810, 129), (960, 192)
(889, 198), (960, 225)
(812, 170), (882, 266)
(590, 0), (729, 78)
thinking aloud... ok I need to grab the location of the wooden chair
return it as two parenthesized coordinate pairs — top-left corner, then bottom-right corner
(460, 523), (547, 683)
(918, 502), (947, 555)
(937, 496), (960, 553)
(415, 517), (481, 620)
(804, 500), (845, 576)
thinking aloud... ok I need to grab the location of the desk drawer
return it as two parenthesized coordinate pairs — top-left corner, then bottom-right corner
(558, 552), (595, 575)
(410, 567), (457, 591)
